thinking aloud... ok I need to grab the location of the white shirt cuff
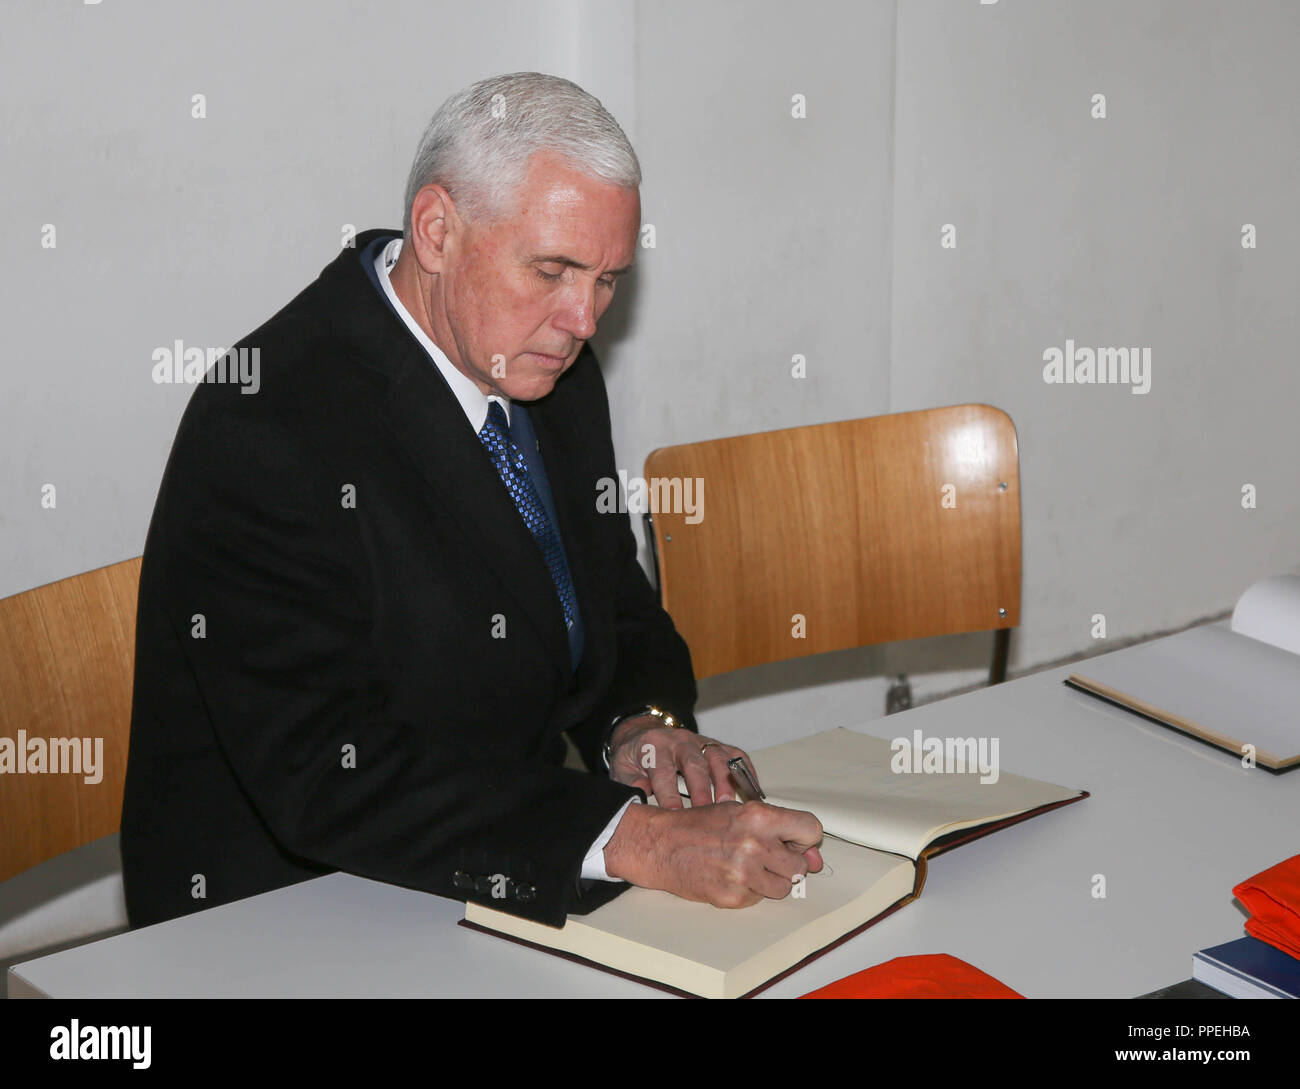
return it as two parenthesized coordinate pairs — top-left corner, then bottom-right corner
(580, 797), (641, 881)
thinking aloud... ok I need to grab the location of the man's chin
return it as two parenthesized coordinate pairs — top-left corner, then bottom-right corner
(502, 374), (562, 403)
(505, 359), (572, 401)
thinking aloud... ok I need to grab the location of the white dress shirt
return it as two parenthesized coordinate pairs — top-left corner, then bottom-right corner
(373, 238), (636, 882)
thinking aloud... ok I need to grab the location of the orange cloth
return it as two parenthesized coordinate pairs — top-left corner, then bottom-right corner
(1234, 853), (1300, 961)
(799, 954), (1023, 998)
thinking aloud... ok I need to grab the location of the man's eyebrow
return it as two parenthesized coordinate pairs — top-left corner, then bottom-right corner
(527, 254), (635, 277)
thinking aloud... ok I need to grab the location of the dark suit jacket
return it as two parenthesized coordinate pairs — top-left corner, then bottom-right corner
(120, 228), (698, 929)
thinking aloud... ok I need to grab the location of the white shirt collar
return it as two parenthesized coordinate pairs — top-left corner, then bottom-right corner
(374, 237), (510, 432)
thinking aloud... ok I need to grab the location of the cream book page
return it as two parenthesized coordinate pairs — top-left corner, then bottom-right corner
(465, 835), (915, 1000)
(753, 728), (1082, 860)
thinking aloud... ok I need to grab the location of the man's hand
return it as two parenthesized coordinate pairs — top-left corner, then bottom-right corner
(603, 800), (825, 908)
(606, 715), (758, 807)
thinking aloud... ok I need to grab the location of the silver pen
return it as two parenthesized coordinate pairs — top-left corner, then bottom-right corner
(727, 756), (766, 802)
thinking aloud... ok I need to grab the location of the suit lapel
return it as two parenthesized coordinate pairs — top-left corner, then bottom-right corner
(530, 386), (614, 727)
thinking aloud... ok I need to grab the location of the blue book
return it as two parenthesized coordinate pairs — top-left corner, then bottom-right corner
(1193, 936), (1300, 999)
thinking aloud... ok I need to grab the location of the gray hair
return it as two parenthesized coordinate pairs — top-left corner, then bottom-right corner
(402, 72), (641, 237)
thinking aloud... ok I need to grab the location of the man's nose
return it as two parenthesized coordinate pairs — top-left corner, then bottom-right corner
(553, 280), (598, 341)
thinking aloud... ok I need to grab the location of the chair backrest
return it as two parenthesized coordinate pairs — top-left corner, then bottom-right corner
(0, 556), (142, 883)
(644, 405), (1021, 680)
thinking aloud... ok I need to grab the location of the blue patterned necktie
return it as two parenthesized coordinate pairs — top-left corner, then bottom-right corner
(477, 401), (579, 632)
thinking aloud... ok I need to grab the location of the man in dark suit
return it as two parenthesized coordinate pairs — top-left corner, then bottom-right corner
(121, 72), (822, 931)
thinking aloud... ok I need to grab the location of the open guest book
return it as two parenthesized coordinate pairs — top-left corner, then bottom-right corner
(1065, 574), (1300, 771)
(461, 727), (1088, 998)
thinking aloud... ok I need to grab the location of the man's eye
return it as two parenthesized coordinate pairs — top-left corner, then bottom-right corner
(535, 268), (563, 282)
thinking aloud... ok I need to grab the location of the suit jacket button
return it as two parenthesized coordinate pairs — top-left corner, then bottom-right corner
(452, 871), (474, 890)
(515, 884), (537, 903)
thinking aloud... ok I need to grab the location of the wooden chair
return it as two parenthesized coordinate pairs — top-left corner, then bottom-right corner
(643, 405), (1021, 682)
(0, 557), (141, 884)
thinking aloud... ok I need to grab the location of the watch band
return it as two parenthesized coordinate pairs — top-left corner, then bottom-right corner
(601, 705), (682, 770)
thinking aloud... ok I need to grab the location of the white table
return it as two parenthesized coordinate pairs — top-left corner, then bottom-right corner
(10, 624), (1296, 998)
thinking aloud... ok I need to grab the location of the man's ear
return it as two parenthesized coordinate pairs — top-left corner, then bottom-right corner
(408, 184), (459, 274)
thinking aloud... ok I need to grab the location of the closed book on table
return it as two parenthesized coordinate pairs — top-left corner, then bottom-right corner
(1066, 575), (1300, 770)
(1192, 935), (1300, 999)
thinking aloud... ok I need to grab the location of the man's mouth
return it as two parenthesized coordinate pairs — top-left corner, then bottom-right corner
(529, 350), (570, 368)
